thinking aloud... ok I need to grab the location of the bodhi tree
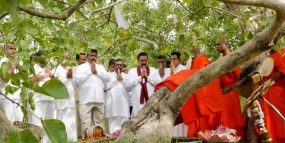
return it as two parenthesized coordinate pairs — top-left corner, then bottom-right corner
(0, 0), (285, 143)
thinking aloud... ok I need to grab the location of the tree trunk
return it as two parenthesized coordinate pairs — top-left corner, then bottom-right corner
(0, 106), (16, 142)
(116, 1), (285, 142)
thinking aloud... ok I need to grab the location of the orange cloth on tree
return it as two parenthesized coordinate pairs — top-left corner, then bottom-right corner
(155, 55), (226, 136)
(220, 67), (245, 137)
(259, 48), (285, 142)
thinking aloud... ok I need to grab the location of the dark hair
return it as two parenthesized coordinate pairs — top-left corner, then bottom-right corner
(30, 50), (43, 61)
(115, 59), (123, 62)
(76, 53), (85, 60)
(137, 52), (148, 60)
(166, 60), (170, 68)
(123, 64), (127, 68)
(157, 55), (166, 60)
(109, 59), (115, 66)
(4, 42), (15, 49)
(171, 51), (181, 61)
(90, 49), (97, 53)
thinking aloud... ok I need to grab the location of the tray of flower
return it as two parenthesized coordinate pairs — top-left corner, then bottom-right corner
(197, 125), (241, 143)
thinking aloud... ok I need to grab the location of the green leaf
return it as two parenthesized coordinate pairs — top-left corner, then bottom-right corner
(233, 18), (241, 25)
(68, 22), (77, 30)
(10, 72), (20, 86)
(24, 28), (39, 36)
(33, 56), (46, 67)
(28, 92), (35, 110)
(19, 40), (30, 49)
(42, 119), (67, 143)
(5, 0), (19, 7)
(178, 34), (185, 46)
(41, 78), (69, 99)
(52, 7), (61, 14)
(273, 45), (282, 54)
(6, 5), (19, 24)
(183, 0), (190, 4)
(95, 0), (102, 6)
(37, 0), (48, 6)
(102, 36), (113, 46)
(19, 0), (29, 6)
(6, 130), (38, 143)
(244, 31), (253, 41)
(0, 1), (7, 13)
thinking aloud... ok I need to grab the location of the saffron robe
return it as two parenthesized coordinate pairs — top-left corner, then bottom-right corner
(155, 56), (225, 136)
(220, 67), (245, 137)
(259, 48), (285, 142)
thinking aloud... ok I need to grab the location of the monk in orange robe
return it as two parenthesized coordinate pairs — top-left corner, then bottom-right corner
(259, 48), (285, 143)
(155, 49), (226, 137)
(216, 39), (245, 138)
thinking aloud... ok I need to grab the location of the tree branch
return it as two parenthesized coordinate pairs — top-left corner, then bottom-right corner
(18, 0), (86, 20)
(220, 0), (285, 13)
(133, 36), (159, 49)
(87, 0), (127, 18)
(0, 12), (8, 20)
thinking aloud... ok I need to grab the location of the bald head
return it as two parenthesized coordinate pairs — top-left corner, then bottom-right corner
(215, 38), (231, 56)
(191, 48), (201, 58)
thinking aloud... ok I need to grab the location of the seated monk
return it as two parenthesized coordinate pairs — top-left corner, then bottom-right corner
(155, 50), (226, 137)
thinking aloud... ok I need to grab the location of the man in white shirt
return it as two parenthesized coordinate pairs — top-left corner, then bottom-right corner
(74, 49), (110, 135)
(52, 52), (77, 141)
(170, 51), (186, 75)
(0, 42), (23, 123)
(74, 53), (86, 140)
(156, 55), (170, 80)
(29, 50), (55, 127)
(126, 52), (161, 117)
(104, 59), (130, 134)
(169, 51), (187, 137)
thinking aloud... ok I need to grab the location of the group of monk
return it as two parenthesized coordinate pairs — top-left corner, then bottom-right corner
(156, 38), (285, 143)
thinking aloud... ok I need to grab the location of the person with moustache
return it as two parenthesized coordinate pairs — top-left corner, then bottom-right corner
(74, 53), (86, 139)
(170, 52), (186, 75)
(157, 55), (170, 80)
(104, 59), (130, 134)
(74, 49), (110, 135)
(126, 52), (161, 117)
(215, 39), (245, 138)
(29, 50), (55, 127)
(0, 42), (23, 123)
(51, 52), (77, 141)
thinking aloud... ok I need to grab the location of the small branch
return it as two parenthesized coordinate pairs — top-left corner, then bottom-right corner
(0, 12), (9, 20)
(0, 91), (41, 120)
(133, 36), (159, 49)
(87, 0), (127, 18)
(176, 0), (192, 14)
(18, 0), (86, 20)
(95, 21), (109, 30)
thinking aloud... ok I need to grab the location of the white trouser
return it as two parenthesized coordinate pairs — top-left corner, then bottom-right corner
(172, 123), (188, 137)
(79, 102), (104, 136)
(56, 107), (77, 142)
(0, 98), (23, 123)
(106, 116), (128, 134)
(28, 100), (55, 127)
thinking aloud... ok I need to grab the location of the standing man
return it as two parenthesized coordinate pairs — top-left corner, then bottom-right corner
(157, 55), (170, 80)
(74, 49), (110, 135)
(29, 50), (55, 127)
(170, 52), (186, 75)
(75, 53), (86, 140)
(76, 53), (86, 65)
(104, 59), (130, 134)
(52, 52), (77, 142)
(215, 39), (245, 138)
(0, 42), (23, 123)
(126, 52), (161, 117)
(108, 59), (115, 72)
(169, 52), (187, 136)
